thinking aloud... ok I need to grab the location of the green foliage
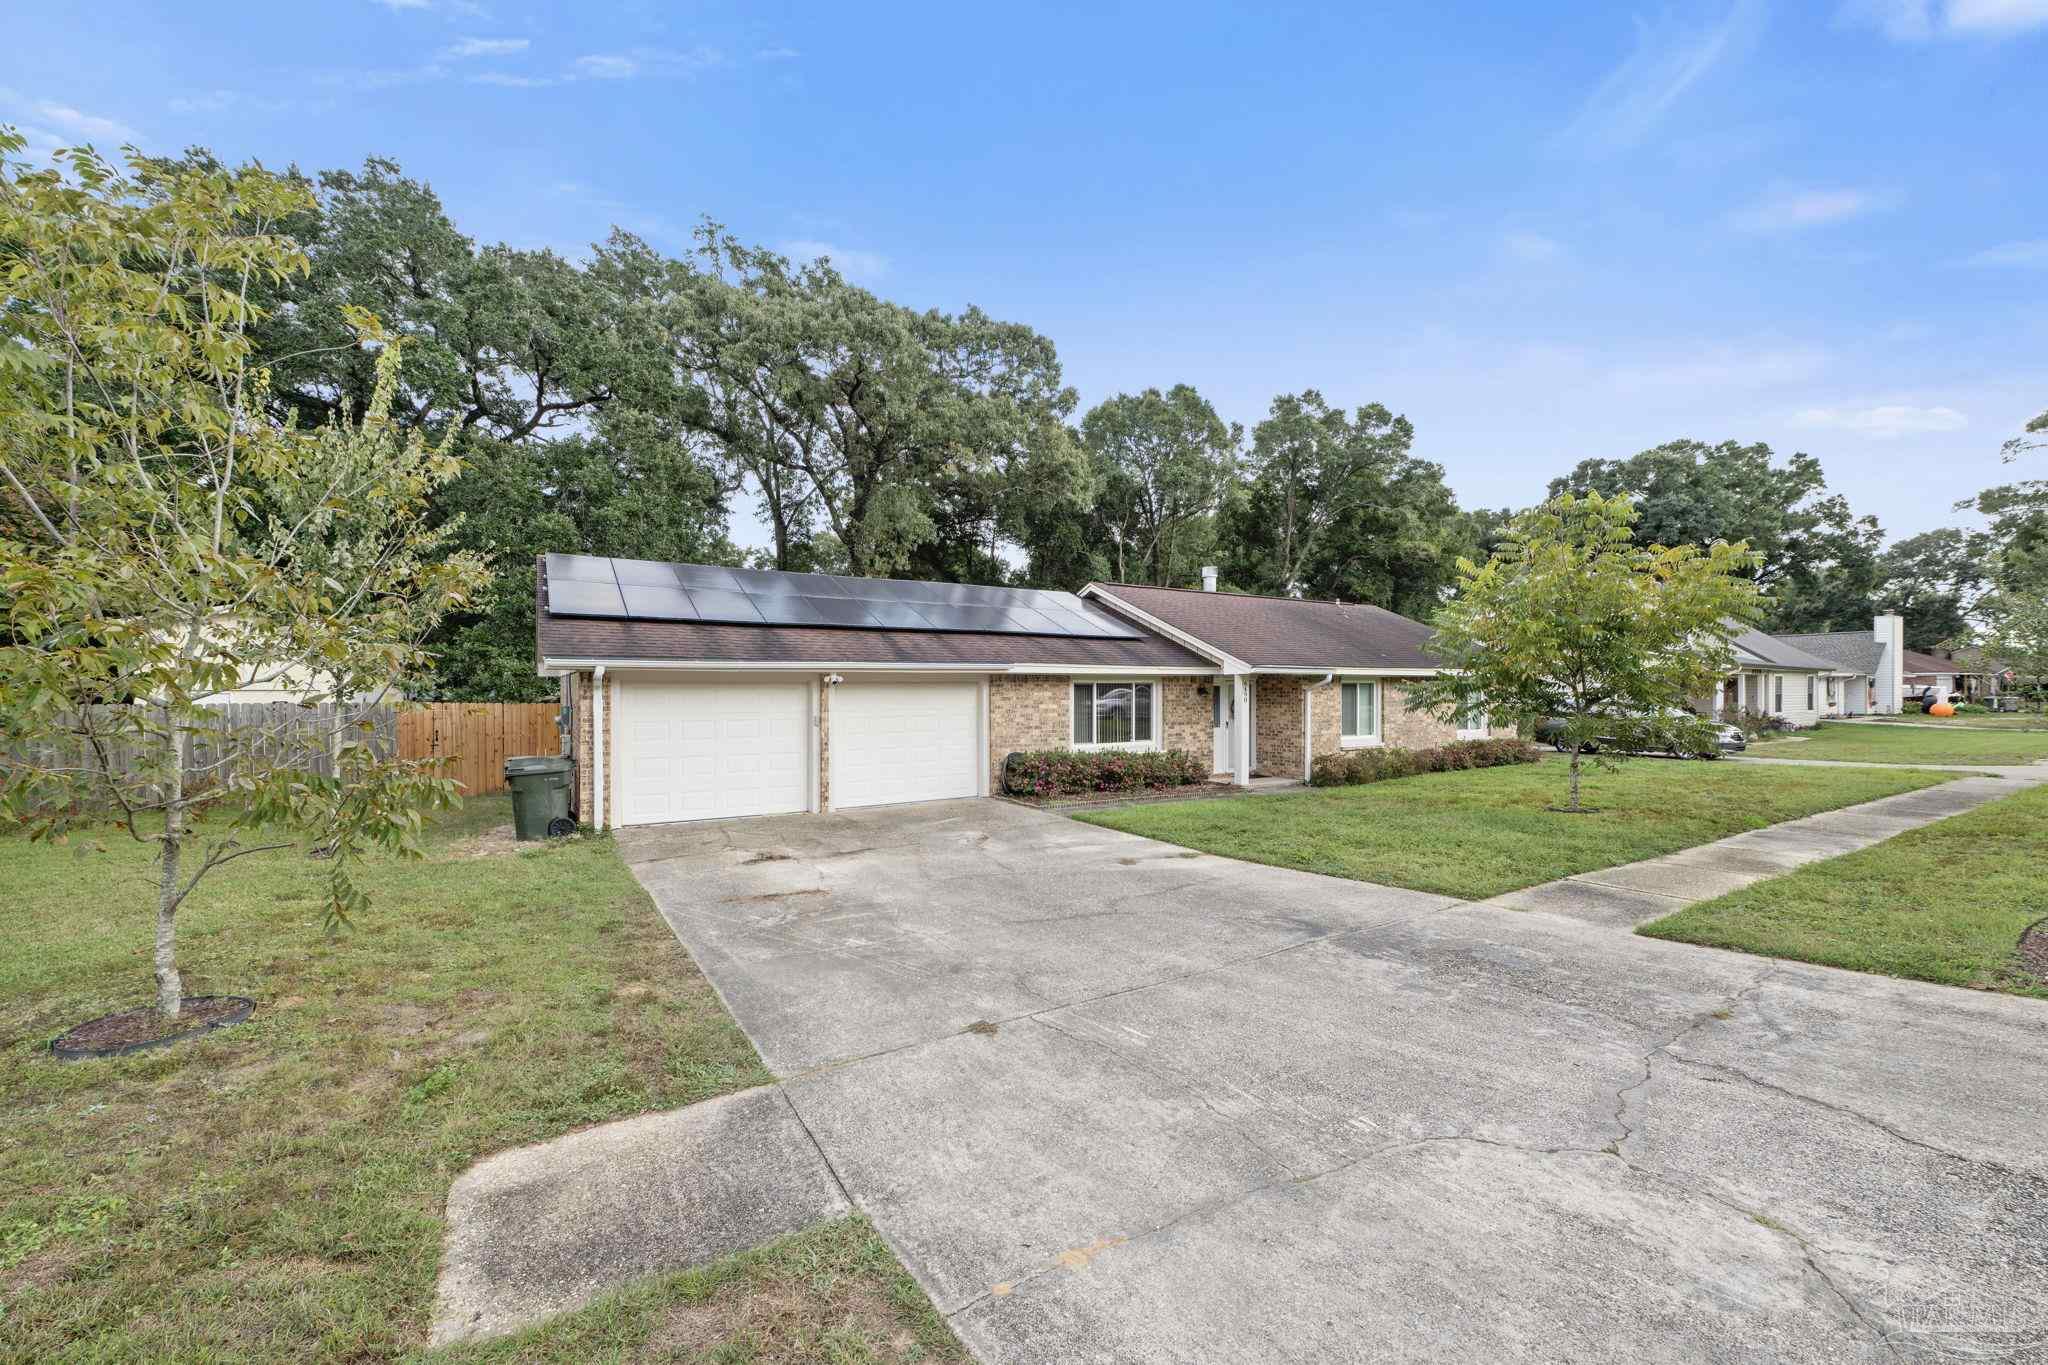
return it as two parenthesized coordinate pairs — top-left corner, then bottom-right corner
(1079, 385), (1240, 585)
(1549, 438), (1880, 633)
(1876, 527), (1994, 649)
(1412, 490), (1762, 810)
(1307, 738), (1536, 787)
(1000, 747), (1208, 797)
(0, 132), (489, 1016)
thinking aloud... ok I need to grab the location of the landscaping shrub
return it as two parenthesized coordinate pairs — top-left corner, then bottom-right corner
(1309, 737), (1537, 787)
(1730, 708), (1794, 738)
(1002, 748), (1209, 798)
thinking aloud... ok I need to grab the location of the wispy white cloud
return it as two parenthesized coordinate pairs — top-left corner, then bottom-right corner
(1501, 231), (1564, 264)
(1555, 0), (1762, 155)
(755, 46), (800, 61)
(444, 36), (528, 58)
(1840, 0), (2048, 38)
(574, 53), (641, 79)
(469, 71), (561, 88)
(780, 239), (890, 283)
(1958, 239), (2048, 267)
(1727, 186), (1886, 233)
(1791, 403), (1969, 436)
(29, 100), (140, 143)
(167, 89), (312, 116)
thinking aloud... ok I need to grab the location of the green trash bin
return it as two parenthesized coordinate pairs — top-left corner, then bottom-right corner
(505, 755), (575, 840)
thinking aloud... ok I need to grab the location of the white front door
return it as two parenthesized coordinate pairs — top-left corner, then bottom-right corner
(616, 680), (810, 825)
(829, 681), (981, 809)
(1211, 682), (1233, 774)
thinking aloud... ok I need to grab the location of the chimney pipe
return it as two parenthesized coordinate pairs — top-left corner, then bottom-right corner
(1201, 565), (1218, 592)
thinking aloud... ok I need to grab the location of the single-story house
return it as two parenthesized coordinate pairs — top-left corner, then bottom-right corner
(1712, 629), (1845, 727)
(1765, 614), (1907, 717)
(534, 555), (1509, 828)
(1901, 646), (2003, 702)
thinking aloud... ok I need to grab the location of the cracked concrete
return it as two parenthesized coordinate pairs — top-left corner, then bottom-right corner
(618, 797), (2048, 1363)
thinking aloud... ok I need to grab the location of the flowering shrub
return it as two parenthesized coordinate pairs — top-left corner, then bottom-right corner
(1308, 737), (1538, 787)
(1002, 748), (1209, 798)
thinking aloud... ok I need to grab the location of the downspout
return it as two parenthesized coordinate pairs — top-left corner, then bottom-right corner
(591, 664), (607, 831)
(1304, 673), (1335, 783)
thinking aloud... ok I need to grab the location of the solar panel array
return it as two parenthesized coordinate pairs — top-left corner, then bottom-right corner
(544, 554), (1145, 640)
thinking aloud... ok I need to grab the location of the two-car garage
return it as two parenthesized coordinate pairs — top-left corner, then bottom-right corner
(609, 675), (985, 826)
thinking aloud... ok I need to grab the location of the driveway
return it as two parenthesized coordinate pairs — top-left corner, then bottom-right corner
(624, 800), (2047, 1364)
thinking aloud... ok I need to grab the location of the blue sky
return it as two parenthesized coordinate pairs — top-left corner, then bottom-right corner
(6, 0), (2045, 550)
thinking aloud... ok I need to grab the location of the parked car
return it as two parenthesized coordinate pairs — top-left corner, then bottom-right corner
(1534, 712), (1745, 758)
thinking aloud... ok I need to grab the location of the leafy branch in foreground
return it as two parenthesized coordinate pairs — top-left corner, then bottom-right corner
(1411, 491), (1762, 812)
(0, 130), (489, 1019)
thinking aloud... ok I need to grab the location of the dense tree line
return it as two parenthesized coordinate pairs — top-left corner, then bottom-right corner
(166, 151), (2036, 697)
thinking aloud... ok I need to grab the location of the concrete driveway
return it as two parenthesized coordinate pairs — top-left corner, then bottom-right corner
(624, 799), (2047, 1364)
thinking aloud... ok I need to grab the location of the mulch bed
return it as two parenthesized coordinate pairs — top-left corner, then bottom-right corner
(1001, 781), (1243, 811)
(2019, 919), (2048, 987)
(51, 995), (253, 1060)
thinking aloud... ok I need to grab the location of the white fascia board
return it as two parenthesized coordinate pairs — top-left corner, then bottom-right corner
(1006, 664), (1216, 676)
(1074, 585), (1243, 672)
(1254, 666), (1443, 677)
(541, 656), (1216, 677)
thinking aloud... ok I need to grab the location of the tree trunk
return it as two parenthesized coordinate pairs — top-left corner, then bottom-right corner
(156, 833), (183, 1018)
(1567, 743), (1584, 813)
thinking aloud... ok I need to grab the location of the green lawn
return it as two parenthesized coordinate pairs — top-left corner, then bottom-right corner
(0, 798), (958, 1363)
(1640, 783), (2048, 999)
(1860, 712), (2048, 731)
(1074, 758), (1956, 899)
(1750, 720), (2048, 765)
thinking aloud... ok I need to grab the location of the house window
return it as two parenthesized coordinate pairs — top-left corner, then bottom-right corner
(1773, 675), (1784, 714)
(1456, 700), (1488, 738)
(1073, 681), (1155, 748)
(1806, 676), (1816, 710)
(1340, 680), (1380, 746)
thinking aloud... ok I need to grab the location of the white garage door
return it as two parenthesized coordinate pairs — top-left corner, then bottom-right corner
(830, 682), (981, 810)
(616, 681), (809, 825)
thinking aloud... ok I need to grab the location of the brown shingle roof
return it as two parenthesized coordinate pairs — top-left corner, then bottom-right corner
(1086, 582), (1440, 671)
(534, 559), (1213, 670)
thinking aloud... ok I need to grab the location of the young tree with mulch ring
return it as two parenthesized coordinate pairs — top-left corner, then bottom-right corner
(0, 132), (489, 1032)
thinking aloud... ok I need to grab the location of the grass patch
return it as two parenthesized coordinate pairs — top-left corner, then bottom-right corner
(432, 1215), (966, 1364)
(1749, 721), (2048, 765)
(1640, 782), (2048, 999)
(1074, 758), (1956, 899)
(0, 796), (800, 1359)
(1859, 712), (2048, 732)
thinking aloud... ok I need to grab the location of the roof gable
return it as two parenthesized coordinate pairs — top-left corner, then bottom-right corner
(1084, 583), (1439, 671)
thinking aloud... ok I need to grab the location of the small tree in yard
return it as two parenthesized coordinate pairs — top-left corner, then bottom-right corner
(0, 132), (489, 1024)
(1411, 491), (1762, 812)
(1976, 590), (2048, 706)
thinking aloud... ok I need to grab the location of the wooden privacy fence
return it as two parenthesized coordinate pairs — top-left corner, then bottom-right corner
(6, 701), (558, 796)
(396, 702), (562, 793)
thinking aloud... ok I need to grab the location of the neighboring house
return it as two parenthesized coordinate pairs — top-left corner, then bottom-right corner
(1711, 629), (1843, 728)
(533, 554), (1509, 828)
(1764, 614), (1907, 717)
(1901, 646), (2000, 702)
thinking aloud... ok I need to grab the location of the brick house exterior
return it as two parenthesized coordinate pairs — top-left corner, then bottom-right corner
(539, 556), (1527, 828)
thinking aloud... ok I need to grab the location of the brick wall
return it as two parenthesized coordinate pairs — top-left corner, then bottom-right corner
(1382, 681), (1460, 749)
(1254, 675), (1306, 779)
(1162, 676), (1212, 770)
(988, 674), (1219, 789)
(567, 669), (614, 825)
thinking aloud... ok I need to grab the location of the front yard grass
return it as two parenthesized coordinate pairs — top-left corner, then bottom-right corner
(0, 798), (957, 1362)
(1639, 782), (2048, 999)
(1859, 712), (2048, 731)
(1750, 720), (2048, 765)
(1073, 758), (1956, 900)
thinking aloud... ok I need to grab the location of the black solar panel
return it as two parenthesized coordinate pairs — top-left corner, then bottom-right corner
(543, 554), (1144, 638)
(621, 584), (700, 620)
(547, 577), (628, 617)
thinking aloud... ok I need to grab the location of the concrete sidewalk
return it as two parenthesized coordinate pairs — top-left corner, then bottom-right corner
(1480, 767), (2046, 928)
